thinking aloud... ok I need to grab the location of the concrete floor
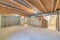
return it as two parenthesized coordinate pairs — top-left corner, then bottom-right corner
(0, 25), (60, 40)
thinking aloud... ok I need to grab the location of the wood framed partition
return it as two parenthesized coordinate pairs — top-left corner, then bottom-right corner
(39, 16), (48, 28)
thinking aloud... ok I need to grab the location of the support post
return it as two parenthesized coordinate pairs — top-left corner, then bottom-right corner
(0, 14), (1, 28)
(56, 10), (60, 31)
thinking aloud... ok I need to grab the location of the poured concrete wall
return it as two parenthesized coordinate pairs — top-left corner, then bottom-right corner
(1, 15), (20, 27)
(6, 16), (20, 26)
(27, 16), (48, 28)
(28, 16), (42, 27)
(49, 15), (57, 29)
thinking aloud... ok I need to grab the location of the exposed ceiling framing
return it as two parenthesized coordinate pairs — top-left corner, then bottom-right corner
(0, 0), (60, 16)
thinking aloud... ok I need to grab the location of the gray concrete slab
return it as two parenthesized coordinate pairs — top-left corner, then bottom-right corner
(5, 26), (60, 40)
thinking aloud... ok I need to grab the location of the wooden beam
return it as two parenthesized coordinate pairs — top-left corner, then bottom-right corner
(0, 0), (33, 13)
(25, 0), (46, 13)
(40, 0), (54, 12)
(24, 0), (36, 9)
(54, 0), (60, 11)
(0, 6), (29, 16)
(52, 0), (54, 12)
(24, 0), (43, 13)
(0, 4), (32, 15)
(57, 0), (60, 9)
(37, 0), (47, 13)
(53, 0), (57, 11)
(25, 0), (47, 13)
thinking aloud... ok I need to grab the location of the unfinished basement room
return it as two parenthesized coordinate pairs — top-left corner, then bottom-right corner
(0, 0), (60, 40)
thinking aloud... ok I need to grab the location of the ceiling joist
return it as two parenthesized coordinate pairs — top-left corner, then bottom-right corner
(0, 5), (30, 16)
(54, 0), (60, 11)
(0, 0), (33, 13)
(25, 0), (47, 13)
(0, 0), (60, 16)
(40, 0), (54, 12)
(0, 2), (33, 14)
